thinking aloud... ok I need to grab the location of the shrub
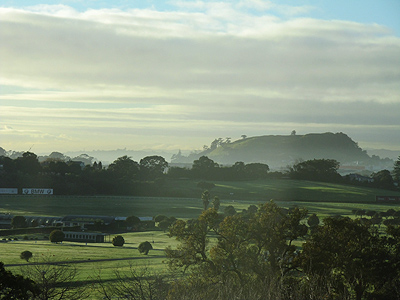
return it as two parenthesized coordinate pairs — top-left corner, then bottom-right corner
(20, 250), (33, 262)
(154, 215), (168, 223)
(49, 230), (64, 243)
(138, 241), (153, 255)
(112, 235), (125, 247)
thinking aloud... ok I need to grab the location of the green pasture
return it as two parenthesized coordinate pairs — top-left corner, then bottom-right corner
(1, 179), (399, 219)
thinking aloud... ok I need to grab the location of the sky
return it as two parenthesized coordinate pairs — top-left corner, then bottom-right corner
(1, 0), (400, 155)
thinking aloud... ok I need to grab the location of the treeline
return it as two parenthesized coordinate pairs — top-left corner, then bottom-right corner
(2, 202), (400, 299)
(1, 152), (398, 196)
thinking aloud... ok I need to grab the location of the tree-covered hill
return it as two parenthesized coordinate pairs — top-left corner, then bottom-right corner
(172, 132), (386, 168)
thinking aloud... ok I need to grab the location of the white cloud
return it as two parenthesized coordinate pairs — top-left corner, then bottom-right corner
(0, 4), (399, 152)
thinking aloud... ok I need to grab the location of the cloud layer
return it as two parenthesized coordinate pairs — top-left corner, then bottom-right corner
(1, 3), (399, 153)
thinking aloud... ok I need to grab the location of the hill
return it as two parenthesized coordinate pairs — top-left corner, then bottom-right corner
(172, 132), (391, 169)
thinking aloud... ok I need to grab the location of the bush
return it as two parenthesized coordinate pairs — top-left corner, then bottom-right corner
(138, 241), (153, 255)
(154, 215), (168, 223)
(20, 250), (33, 262)
(49, 230), (64, 243)
(112, 235), (125, 247)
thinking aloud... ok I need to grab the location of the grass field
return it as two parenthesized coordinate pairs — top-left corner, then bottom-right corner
(1, 179), (399, 219)
(0, 178), (399, 299)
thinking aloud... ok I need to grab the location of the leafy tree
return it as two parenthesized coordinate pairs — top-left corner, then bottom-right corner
(126, 215), (141, 227)
(212, 196), (220, 211)
(224, 205), (236, 216)
(192, 156), (219, 179)
(49, 230), (64, 243)
(201, 190), (210, 211)
(307, 213), (320, 228)
(140, 155), (168, 180)
(138, 241), (153, 255)
(154, 215), (168, 223)
(393, 155), (400, 183)
(244, 163), (270, 179)
(289, 159), (341, 182)
(15, 152), (41, 175)
(11, 216), (27, 229)
(108, 156), (139, 181)
(158, 217), (176, 232)
(0, 261), (38, 299)
(20, 251), (33, 262)
(373, 169), (395, 189)
(112, 235), (125, 247)
(300, 216), (400, 300)
(166, 202), (308, 284)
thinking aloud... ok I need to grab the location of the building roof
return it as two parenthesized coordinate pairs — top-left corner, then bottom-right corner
(61, 215), (115, 223)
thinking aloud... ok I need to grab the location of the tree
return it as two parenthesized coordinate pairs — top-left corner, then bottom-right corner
(96, 264), (168, 300)
(138, 241), (153, 255)
(224, 205), (236, 216)
(192, 156), (219, 179)
(166, 202), (308, 287)
(289, 159), (341, 182)
(108, 156), (139, 180)
(154, 215), (168, 223)
(20, 251), (33, 262)
(140, 156), (168, 180)
(112, 235), (125, 247)
(21, 254), (88, 300)
(244, 163), (270, 179)
(393, 155), (400, 183)
(0, 262), (38, 299)
(212, 196), (220, 211)
(16, 152), (41, 175)
(49, 230), (64, 243)
(307, 213), (320, 228)
(158, 217), (176, 232)
(11, 216), (27, 229)
(126, 215), (141, 228)
(300, 216), (399, 300)
(201, 190), (210, 211)
(373, 169), (395, 190)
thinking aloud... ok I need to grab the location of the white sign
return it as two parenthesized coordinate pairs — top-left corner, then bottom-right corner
(23, 188), (53, 195)
(0, 188), (18, 194)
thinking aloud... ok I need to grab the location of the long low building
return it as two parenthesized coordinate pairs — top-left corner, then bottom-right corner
(63, 231), (106, 243)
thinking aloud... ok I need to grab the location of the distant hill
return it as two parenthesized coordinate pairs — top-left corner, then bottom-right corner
(171, 132), (392, 169)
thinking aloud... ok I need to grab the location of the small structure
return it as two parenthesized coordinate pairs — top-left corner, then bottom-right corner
(63, 231), (106, 243)
(347, 173), (374, 183)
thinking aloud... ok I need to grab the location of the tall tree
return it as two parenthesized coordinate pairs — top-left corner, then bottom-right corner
(139, 156), (168, 180)
(393, 155), (400, 183)
(300, 216), (400, 300)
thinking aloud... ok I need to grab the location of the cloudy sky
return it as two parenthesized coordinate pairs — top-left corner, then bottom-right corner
(1, 0), (399, 154)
